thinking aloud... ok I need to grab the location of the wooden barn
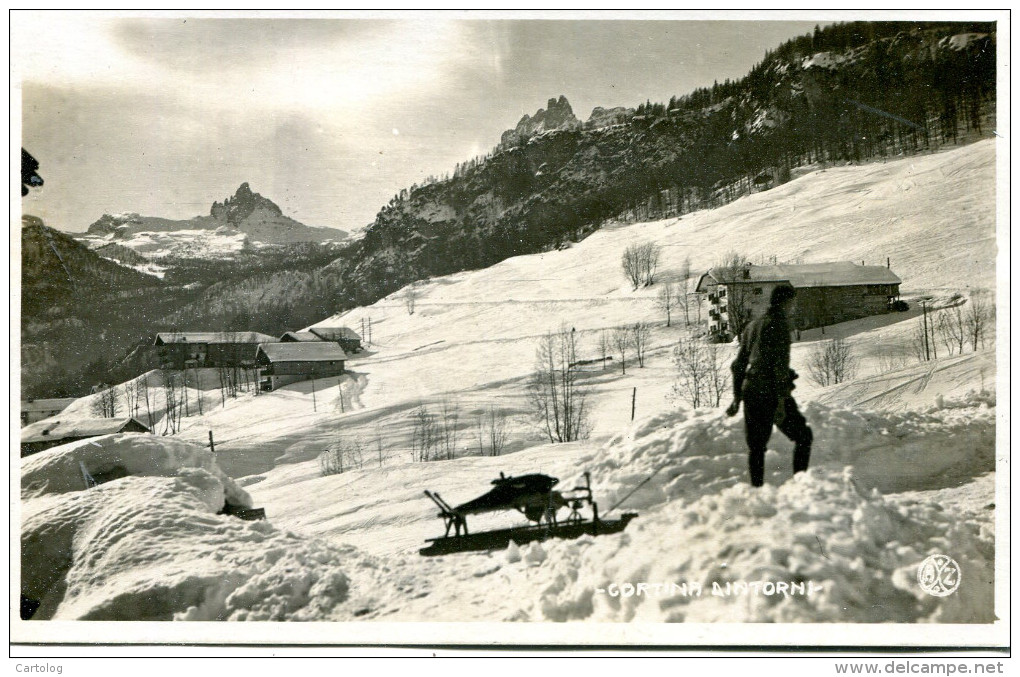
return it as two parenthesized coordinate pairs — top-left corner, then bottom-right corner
(256, 342), (348, 392)
(20, 397), (76, 427)
(279, 331), (320, 342)
(280, 327), (362, 353)
(696, 261), (902, 338)
(309, 327), (363, 354)
(20, 417), (150, 457)
(154, 331), (277, 370)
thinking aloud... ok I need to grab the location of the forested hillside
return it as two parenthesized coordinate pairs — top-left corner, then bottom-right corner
(335, 21), (995, 306)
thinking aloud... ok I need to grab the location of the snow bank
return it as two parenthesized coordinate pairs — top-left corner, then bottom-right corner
(532, 468), (993, 623)
(20, 435), (360, 620)
(588, 394), (995, 510)
(21, 433), (250, 507)
(510, 397), (996, 622)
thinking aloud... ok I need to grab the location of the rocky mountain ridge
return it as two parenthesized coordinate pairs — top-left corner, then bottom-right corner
(83, 183), (347, 248)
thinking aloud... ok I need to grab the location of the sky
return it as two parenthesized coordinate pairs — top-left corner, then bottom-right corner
(14, 12), (824, 234)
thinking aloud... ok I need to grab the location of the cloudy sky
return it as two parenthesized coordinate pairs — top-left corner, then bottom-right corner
(15, 12), (822, 233)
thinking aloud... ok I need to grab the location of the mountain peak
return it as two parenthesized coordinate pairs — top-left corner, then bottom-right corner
(500, 95), (580, 148)
(211, 183), (283, 225)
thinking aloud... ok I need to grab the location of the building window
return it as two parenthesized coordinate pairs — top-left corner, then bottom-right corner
(753, 287), (763, 295)
(719, 288), (726, 298)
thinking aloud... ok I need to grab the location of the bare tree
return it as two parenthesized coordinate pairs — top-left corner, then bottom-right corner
(671, 334), (708, 408)
(89, 384), (120, 418)
(404, 284), (419, 315)
(319, 436), (364, 476)
(715, 253), (754, 339)
(622, 242), (663, 289)
(640, 242), (661, 286)
(807, 338), (859, 387)
(410, 404), (439, 462)
(677, 256), (693, 326)
(631, 321), (651, 368)
(477, 405), (511, 456)
(936, 306), (965, 357)
(910, 316), (931, 363)
(123, 380), (139, 419)
(138, 374), (156, 431)
(528, 329), (591, 443)
(161, 370), (183, 435)
(622, 244), (644, 290)
(597, 329), (611, 370)
(705, 343), (730, 407)
(438, 398), (460, 461)
(613, 326), (632, 375)
(656, 282), (678, 327)
(965, 291), (993, 351)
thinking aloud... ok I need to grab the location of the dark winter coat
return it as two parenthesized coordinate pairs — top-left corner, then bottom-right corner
(731, 307), (794, 399)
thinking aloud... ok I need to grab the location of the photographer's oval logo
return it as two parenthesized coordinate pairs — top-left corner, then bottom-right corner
(917, 554), (961, 597)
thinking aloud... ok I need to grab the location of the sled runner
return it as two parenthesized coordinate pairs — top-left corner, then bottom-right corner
(420, 471), (637, 556)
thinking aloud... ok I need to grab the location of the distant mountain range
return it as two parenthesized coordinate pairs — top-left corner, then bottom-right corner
(20, 21), (997, 400)
(77, 182), (347, 260)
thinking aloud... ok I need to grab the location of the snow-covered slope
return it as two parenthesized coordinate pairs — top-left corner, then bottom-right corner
(19, 141), (1001, 627)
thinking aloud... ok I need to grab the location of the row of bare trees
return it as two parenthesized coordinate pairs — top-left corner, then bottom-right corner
(409, 399), (514, 461)
(913, 293), (994, 362)
(319, 436), (365, 475)
(670, 332), (730, 408)
(100, 367), (247, 435)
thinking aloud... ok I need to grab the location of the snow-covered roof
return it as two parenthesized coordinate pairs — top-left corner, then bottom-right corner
(21, 417), (149, 444)
(21, 398), (77, 413)
(697, 262), (901, 292)
(280, 331), (320, 342)
(256, 342), (348, 363)
(310, 327), (361, 341)
(154, 332), (277, 345)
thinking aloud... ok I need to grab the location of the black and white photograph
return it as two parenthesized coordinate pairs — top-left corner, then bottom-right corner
(11, 9), (1009, 657)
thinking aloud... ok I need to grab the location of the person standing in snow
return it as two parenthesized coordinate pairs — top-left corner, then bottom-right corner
(725, 285), (813, 487)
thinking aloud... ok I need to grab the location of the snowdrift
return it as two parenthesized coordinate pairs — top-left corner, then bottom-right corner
(537, 393), (995, 622)
(20, 435), (358, 621)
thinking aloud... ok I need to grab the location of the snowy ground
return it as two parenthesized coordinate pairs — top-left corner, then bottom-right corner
(18, 140), (1004, 629)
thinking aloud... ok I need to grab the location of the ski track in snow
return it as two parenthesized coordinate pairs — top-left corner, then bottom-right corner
(20, 141), (1000, 623)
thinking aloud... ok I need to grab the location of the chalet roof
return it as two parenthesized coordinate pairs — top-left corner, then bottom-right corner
(154, 332), (277, 346)
(280, 331), (320, 342)
(21, 417), (149, 444)
(309, 327), (361, 341)
(696, 262), (901, 293)
(21, 397), (77, 413)
(256, 342), (348, 363)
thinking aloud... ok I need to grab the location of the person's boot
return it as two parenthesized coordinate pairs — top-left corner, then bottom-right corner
(749, 449), (765, 487)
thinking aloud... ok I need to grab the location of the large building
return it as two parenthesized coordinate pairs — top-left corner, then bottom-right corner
(256, 342), (348, 392)
(154, 332), (277, 370)
(696, 261), (902, 338)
